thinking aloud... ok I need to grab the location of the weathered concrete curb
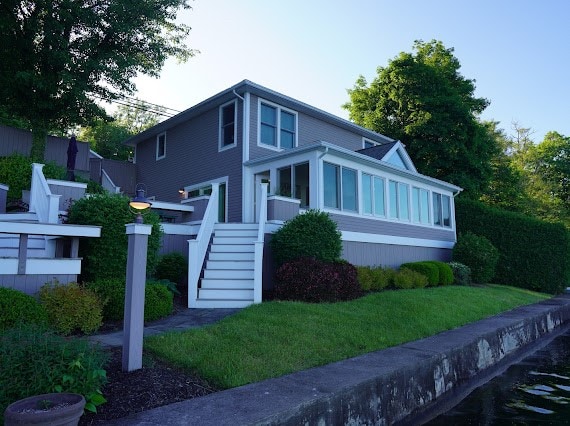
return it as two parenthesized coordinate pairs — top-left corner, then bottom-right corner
(110, 294), (570, 425)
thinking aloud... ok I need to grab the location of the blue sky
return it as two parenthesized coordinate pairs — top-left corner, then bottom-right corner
(133, 0), (570, 143)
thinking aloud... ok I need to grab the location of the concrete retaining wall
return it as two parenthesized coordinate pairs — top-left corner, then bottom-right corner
(112, 294), (570, 426)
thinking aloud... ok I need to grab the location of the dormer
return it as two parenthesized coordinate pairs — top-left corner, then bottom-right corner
(357, 140), (417, 172)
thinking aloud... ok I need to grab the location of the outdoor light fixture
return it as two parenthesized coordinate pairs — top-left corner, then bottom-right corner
(178, 188), (186, 199)
(129, 184), (152, 224)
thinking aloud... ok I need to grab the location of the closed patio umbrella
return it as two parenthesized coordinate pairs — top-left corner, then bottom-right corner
(66, 135), (78, 181)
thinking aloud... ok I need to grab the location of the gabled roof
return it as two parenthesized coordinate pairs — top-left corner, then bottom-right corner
(357, 141), (417, 173)
(124, 80), (396, 147)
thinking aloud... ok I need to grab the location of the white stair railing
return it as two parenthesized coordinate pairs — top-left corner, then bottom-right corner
(188, 183), (219, 308)
(30, 163), (61, 224)
(253, 182), (268, 304)
(101, 169), (121, 193)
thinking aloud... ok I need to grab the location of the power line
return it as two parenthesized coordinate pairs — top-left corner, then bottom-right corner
(93, 93), (180, 118)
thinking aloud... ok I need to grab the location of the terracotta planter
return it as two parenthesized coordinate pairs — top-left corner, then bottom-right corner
(4, 393), (85, 426)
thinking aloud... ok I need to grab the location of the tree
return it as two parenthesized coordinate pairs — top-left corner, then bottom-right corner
(0, 0), (195, 161)
(344, 40), (497, 197)
(78, 101), (163, 160)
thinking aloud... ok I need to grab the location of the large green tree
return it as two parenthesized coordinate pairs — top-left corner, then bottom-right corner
(0, 0), (194, 161)
(344, 40), (497, 197)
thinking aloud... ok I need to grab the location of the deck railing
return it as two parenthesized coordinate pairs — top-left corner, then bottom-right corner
(188, 182), (219, 308)
(30, 163), (60, 223)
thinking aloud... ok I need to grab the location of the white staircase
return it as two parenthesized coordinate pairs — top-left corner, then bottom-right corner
(193, 223), (258, 308)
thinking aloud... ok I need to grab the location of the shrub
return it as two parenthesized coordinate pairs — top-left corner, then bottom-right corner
(452, 231), (499, 284)
(274, 257), (361, 303)
(39, 282), (103, 335)
(357, 266), (396, 291)
(428, 261), (454, 285)
(449, 262), (472, 286)
(270, 210), (342, 266)
(400, 262), (439, 286)
(155, 253), (187, 285)
(0, 325), (108, 418)
(356, 266), (374, 291)
(86, 279), (173, 322)
(0, 288), (48, 331)
(0, 154), (66, 200)
(393, 268), (428, 289)
(67, 193), (162, 281)
(455, 198), (570, 293)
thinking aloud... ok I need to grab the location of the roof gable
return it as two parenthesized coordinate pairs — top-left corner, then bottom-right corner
(357, 141), (417, 172)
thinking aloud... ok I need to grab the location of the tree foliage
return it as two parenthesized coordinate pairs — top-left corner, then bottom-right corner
(344, 40), (497, 197)
(0, 0), (195, 160)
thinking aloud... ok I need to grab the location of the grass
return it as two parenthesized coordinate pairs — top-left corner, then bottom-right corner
(144, 285), (549, 389)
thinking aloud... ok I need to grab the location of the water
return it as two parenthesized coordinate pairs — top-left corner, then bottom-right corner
(426, 330), (570, 425)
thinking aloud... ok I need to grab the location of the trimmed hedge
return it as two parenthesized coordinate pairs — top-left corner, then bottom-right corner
(400, 262), (439, 286)
(0, 288), (48, 331)
(394, 268), (428, 289)
(455, 198), (570, 293)
(452, 231), (499, 284)
(429, 261), (454, 286)
(356, 266), (395, 291)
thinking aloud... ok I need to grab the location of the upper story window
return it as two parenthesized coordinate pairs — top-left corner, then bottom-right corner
(259, 100), (297, 150)
(219, 101), (237, 151)
(156, 132), (166, 160)
(433, 192), (452, 228)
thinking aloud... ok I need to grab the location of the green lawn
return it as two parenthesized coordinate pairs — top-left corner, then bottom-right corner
(144, 285), (549, 389)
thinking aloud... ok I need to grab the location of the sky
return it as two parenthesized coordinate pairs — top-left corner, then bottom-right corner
(131, 0), (570, 143)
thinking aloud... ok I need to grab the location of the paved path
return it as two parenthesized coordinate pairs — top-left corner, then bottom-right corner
(88, 308), (240, 347)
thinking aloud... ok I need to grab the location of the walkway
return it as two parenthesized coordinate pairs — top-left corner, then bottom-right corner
(88, 308), (240, 347)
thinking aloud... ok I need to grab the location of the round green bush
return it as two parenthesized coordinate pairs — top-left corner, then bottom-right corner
(155, 253), (187, 285)
(39, 282), (103, 335)
(394, 268), (428, 289)
(269, 209), (342, 266)
(452, 232), (499, 284)
(400, 262), (439, 286)
(86, 279), (173, 322)
(428, 261), (454, 285)
(356, 266), (374, 291)
(0, 288), (48, 331)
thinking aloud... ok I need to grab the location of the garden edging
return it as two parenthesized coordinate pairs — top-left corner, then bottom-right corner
(109, 294), (570, 425)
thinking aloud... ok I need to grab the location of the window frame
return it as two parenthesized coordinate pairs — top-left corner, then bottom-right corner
(258, 99), (298, 151)
(412, 186), (430, 225)
(432, 192), (452, 228)
(361, 173), (386, 217)
(219, 100), (237, 152)
(156, 132), (166, 160)
(363, 138), (380, 149)
(388, 180), (410, 222)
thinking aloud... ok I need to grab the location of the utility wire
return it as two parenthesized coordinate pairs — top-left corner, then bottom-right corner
(93, 93), (181, 118)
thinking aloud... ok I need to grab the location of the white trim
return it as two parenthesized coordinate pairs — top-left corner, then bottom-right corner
(0, 183), (9, 191)
(46, 179), (87, 189)
(125, 223), (152, 235)
(383, 141), (417, 173)
(181, 195), (209, 203)
(267, 194), (301, 204)
(156, 132), (166, 160)
(218, 100), (238, 152)
(257, 98), (298, 151)
(0, 221), (101, 237)
(341, 230), (455, 249)
(242, 92), (251, 221)
(89, 149), (103, 159)
(184, 176), (228, 193)
(160, 223), (199, 235)
(150, 201), (195, 212)
(362, 137), (380, 149)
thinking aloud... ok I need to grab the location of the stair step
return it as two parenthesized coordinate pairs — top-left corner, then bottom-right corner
(190, 299), (254, 309)
(201, 279), (254, 290)
(199, 288), (254, 300)
(204, 269), (254, 279)
(206, 260), (254, 270)
(213, 236), (257, 245)
(214, 229), (258, 238)
(210, 244), (255, 253)
(208, 252), (254, 261)
(215, 223), (258, 230)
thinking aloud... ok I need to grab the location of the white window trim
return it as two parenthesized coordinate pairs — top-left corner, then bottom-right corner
(257, 98), (298, 151)
(156, 132), (166, 160)
(219, 100), (237, 152)
(362, 138), (380, 149)
(361, 172), (386, 218)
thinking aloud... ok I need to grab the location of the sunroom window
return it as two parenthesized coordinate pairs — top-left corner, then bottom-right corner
(389, 180), (410, 221)
(323, 162), (357, 211)
(433, 192), (452, 228)
(412, 187), (430, 224)
(362, 173), (385, 216)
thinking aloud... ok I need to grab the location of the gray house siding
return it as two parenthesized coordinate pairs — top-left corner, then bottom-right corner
(134, 104), (244, 222)
(101, 159), (137, 195)
(342, 241), (452, 268)
(159, 234), (192, 258)
(329, 213), (456, 242)
(247, 94), (384, 161)
(0, 125), (90, 174)
(0, 274), (77, 294)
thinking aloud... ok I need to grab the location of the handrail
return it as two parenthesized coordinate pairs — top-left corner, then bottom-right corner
(253, 182), (268, 304)
(101, 169), (121, 193)
(188, 182), (219, 308)
(30, 163), (61, 223)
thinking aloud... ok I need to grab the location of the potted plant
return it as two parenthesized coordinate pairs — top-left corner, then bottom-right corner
(4, 392), (85, 426)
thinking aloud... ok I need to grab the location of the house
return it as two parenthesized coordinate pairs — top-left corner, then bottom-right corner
(123, 80), (462, 309)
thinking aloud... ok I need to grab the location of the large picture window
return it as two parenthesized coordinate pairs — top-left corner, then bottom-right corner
(259, 101), (297, 149)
